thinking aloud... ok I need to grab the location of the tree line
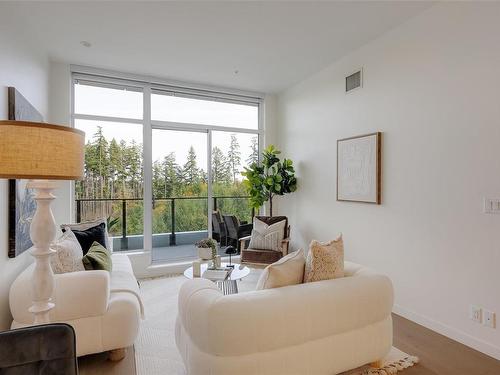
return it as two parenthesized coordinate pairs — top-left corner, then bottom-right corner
(76, 126), (257, 238)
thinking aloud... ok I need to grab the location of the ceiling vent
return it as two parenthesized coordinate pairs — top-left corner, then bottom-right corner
(345, 69), (362, 93)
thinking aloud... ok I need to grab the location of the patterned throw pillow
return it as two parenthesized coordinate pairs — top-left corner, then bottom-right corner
(50, 229), (85, 274)
(248, 218), (286, 251)
(304, 235), (344, 283)
(256, 249), (305, 290)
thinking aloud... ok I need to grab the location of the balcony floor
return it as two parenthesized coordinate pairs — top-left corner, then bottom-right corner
(151, 244), (231, 264)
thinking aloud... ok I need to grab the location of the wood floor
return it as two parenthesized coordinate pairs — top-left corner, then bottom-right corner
(78, 314), (500, 375)
(393, 314), (500, 375)
(78, 346), (135, 375)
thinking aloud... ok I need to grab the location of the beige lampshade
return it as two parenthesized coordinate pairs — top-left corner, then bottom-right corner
(0, 120), (85, 180)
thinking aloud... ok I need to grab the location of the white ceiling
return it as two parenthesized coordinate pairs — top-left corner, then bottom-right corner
(1, 1), (433, 93)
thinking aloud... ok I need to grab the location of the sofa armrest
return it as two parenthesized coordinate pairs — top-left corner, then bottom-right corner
(10, 265), (110, 324)
(281, 238), (290, 256)
(52, 270), (110, 321)
(239, 235), (251, 251)
(177, 279), (223, 349)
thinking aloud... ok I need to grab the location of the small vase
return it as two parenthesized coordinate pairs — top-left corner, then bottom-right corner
(197, 247), (212, 260)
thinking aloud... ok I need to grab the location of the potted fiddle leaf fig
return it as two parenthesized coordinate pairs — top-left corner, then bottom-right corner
(242, 145), (297, 217)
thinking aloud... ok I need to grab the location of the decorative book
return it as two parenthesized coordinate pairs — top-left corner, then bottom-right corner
(203, 267), (232, 281)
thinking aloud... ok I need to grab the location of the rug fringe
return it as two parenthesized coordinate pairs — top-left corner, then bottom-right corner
(362, 356), (419, 375)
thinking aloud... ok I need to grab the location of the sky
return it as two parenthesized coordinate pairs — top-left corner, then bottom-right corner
(74, 83), (259, 173)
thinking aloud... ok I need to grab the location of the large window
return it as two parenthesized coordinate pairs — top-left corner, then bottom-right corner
(152, 91), (258, 129)
(72, 72), (261, 262)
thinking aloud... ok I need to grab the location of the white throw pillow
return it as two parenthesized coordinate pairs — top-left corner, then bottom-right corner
(51, 229), (85, 274)
(60, 218), (112, 252)
(248, 218), (286, 251)
(256, 249), (305, 290)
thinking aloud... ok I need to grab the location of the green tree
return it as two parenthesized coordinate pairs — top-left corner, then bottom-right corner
(152, 160), (164, 199)
(211, 146), (231, 184)
(125, 140), (142, 198)
(162, 152), (179, 197)
(84, 126), (110, 198)
(181, 146), (201, 186)
(108, 138), (123, 197)
(246, 136), (259, 166)
(227, 134), (241, 182)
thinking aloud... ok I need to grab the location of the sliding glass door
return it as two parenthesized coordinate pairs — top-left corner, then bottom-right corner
(151, 128), (208, 262)
(211, 131), (257, 225)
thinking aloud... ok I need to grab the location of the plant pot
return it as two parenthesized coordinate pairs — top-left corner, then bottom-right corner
(197, 247), (212, 260)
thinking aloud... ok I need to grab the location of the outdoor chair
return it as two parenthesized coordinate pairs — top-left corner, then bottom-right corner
(222, 215), (253, 251)
(212, 210), (227, 246)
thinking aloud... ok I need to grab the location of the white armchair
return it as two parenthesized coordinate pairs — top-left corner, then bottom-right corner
(176, 261), (393, 375)
(10, 253), (141, 358)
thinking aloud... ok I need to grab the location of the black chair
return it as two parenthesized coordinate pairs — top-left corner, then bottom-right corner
(0, 323), (78, 375)
(212, 211), (227, 246)
(223, 215), (253, 251)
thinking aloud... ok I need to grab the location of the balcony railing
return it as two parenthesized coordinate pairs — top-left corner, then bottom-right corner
(75, 196), (253, 250)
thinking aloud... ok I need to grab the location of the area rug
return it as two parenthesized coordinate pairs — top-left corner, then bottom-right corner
(341, 347), (419, 375)
(135, 269), (418, 375)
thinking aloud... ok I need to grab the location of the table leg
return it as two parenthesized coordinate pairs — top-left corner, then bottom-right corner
(217, 280), (239, 295)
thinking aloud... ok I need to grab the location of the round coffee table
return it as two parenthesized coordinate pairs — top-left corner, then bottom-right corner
(184, 262), (250, 294)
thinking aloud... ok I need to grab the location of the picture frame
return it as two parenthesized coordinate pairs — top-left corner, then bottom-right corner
(337, 132), (381, 204)
(7, 87), (44, 258)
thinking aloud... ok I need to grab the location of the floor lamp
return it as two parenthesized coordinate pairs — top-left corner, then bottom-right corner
(0, 121), (84, 324)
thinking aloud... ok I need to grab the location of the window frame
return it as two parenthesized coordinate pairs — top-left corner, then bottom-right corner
(70, 66), (264, 260)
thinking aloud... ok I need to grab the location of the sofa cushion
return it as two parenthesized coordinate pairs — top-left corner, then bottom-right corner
(255, 216), (288, 238)
(248, 217), (286, 252)
(51, 230), (85, 274)
(82, 242), (112, 272)
(304, 235), (344, 283)
(63, 222), (107, 255)
(256, 249), (305, 290)
(61, 218), (112, 252)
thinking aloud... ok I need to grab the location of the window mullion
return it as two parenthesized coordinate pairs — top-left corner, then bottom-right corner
(143, 85), (153, 255)
(207, 129), (213, 238)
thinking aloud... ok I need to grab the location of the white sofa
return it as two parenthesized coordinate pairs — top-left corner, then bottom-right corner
(176, 261), (393, 375)
(9, 253), (141, 358)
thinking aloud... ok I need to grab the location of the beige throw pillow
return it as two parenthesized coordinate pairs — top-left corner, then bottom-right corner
(50, 229), (85, 274)
(304, 235), (344, 283)
(248, 218), (286, 252)
(256, 249), (305, 290)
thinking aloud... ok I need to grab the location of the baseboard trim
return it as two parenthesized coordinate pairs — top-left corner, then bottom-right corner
(393, 304), (500, 360)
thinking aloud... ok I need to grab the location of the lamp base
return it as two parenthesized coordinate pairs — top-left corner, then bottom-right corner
(27, 179), (58, 324)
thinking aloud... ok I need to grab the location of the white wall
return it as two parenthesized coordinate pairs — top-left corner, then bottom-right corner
(49, 62), (73, 225)
(0, 23), (50, 329)
(276, 2), (500, 359)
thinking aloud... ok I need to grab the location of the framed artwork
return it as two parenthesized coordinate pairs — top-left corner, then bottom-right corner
(337, 132), (381, 204)
(8, 87), (44, 258)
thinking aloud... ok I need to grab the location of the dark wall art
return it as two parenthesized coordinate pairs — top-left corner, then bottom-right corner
(8, 87), (44, 258)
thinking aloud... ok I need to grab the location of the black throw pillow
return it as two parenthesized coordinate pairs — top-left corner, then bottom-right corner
(63, 223), (107, 255)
